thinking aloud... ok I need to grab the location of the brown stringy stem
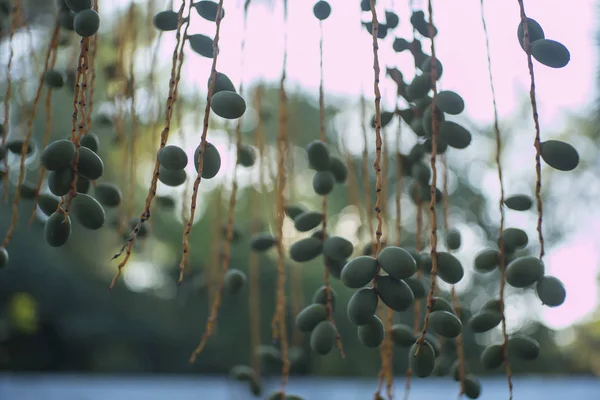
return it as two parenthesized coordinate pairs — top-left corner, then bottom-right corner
(415, 1), (439, 355)
(451, 287), (466, 395)
(109, 1), (191, 289)
(2, 13), (60, 248)
(482, 0), (513, 397)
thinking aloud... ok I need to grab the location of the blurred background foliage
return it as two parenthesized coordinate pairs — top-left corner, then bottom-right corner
(0, 0), (598, 381)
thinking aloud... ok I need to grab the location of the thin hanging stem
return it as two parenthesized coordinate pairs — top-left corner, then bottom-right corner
(482, 0), (513, 397)
(415, 0), (439, 355)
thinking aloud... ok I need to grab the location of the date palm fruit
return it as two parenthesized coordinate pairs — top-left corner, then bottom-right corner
(250, 232), (276, 252)
(38, 194), (60, 216)
(59, 10), (75, 30)
(6, 139), (36, 155)
(210, 91), (246, 119)
(468, 311), (502, 333)
(77, 146), (104, 180)
(536, 275), (566, 307)
(237, 144), (256, 167)
(504, 194), (533, 211)
(80, 132), (100, 153)
(65, 0), (91, 12)
(44, 70), (65, 88)
(19, 182), (37, 199)
(158, 166), (186, 187)
(500, 227), (528, 253)
(439, 121), (472, 149)
(375, 275), (414, 311)
(188, 34), (214, 58)
(45, 211), (72, 247)
(385, 11), (399, 29)
(404, 277), (426, 298)
(194, 142), (221, 179)
(209, 71), (236, 94)
(306, 141), (330, 171)
(429, 310), (462, 338)
(153, 10), (179, 31)
(517, 17), (545, 51)
(431, 296), (454, 313)
(48, 169), (74, 196)
(481, 343), (504, 369)
(74, 9), (100, 37)
(505, 256), (545, 288)
(289, 237), (323, 262)
(93, 183), (122, 207)
(436, 252), (464, 284)
(323, 236), (353, 261)
(312, 170), (335, 195)
(474, 249), (500, 273)
(284, 204), (305, 220)
(463, 374), (482, 399)
(409, 340), (435, 378)
(532, 39), (570, 69)
(436, 90), (465, 115)
(295, 304), (327, 333)
(158, 145), (188, 170)
(393, 38), (410, 52)
(357, 315), (384, 348)
(422, 106), (445, 137)
(328, 156), (347, 183)
(71, 193), (105, 230)
(341, 256), (378, 288)
(347, 287), (378, 325)
(420, 56), (443, 80)
(313, 1), (331, 20)
(445, 228), (461, 250)
(312, 286), (337, 311)
(540, 140), (579, 171)
(194, 1), (225, 22)
(41, 140), (76, 171)
(294, 211), (323, 232)
(310, 320), (335, 355)
(391, 324), (416, 347)
(509, 334), (540, 360)
(224, 269), (246, 294)
(408, 73), (432, 100)
(377, 246), (417, 280)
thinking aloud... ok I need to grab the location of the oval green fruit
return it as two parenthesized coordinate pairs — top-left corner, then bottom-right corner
(438, 121), (472, 149)
(38, 193), (60, 216)
(158, 145), (188, 170)
(210, 91), (246, 120)
(313, 1), (331, 20)
(44, 70), (65, 88)
(158, 166), (187, 187)
(376, 246), (416, 280)
(156, 195), (175, 209)
(194, 142), (221, 179)
(306, 141), (330, 171)
(393, 38), (410, 52)
(411, 162), (430, 185)
(328, 156), (347, 183)
(224, 269), (246, 294)
(357, 315), (384, 348)
(437, 252), (464, 284)
(48, 168), (74, 196)
(153, 10), (179, 31)
(481, 344), (504, 369)
(65, 0), (91, 12)
(347, 287), (378, 326)
(237, 144), (256, 167)
(429, 310), (462, 338)
(391, 324), (416, 347)
(531, 39), (570, 69)
(209, 71), (236, 94)
(409, 341), (435, 378)
(194, 1), (225, 22)
(94, 183), (122, 207)
(375, 275), (414, 312)
(289, 237), (323, 262)
(327, 258), (345, 280)
(536, 275), (566, 307)
(385, 11), (399, 29)
(501, 227), (528, 252)
(250, 232), (276, 252)
(431, 296), (454, 313)
(188, 34), (214, 58)
(408, 73), (432, 100)
(540, 140), (579, 171)
(296, 304), (328, 333)
(77, 146), (104, 180)
(463, 374), (482, 399)
(420, 56), (443, 80)
(6, 139), (35, 155)
(312, 170), (335, 195)
(468, 311), (502, 333)
(445, 228), (461, 250)
(436, 90), (464, 115)
(45, 211), (72, 247)
(474, 249), (500, 273)
(80, 132), (100, 153)
(340, 256), (378, 289)
(41, 139), (76, 171)
(323, 236), (353, 261)
(504, 194), (533, 211)
(404, 277), (426, 299)
(310, 320), (335, 355)
(481, 299), (503, 313)
(19, 182), (37, 199)
(509, 334), (540, 360)
(294, 211), (323, 232)
(73, 9), (100, 37)
(284, 205), (305, 220)
(71, 193), (105, 230)
(312, 286), (337, 312)
(517, 17), (545, 51)
(506, 256), (545, 288)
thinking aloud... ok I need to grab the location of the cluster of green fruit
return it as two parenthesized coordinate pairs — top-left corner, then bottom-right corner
(359, 0), (400, 39)
(57, 0), (100, 37)
(517, 17), (570, 69)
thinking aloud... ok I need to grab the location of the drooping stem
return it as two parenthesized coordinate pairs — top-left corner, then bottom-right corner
(415, 0), (440, 355)
(482, 0), (513, 397)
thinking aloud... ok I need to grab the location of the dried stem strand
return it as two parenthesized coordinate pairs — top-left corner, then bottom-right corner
(415, 0), (440, 355)
(482, 0), (513, 397)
